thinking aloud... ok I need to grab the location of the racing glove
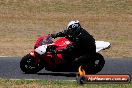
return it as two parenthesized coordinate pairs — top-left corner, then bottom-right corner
(51, 34), (57, 39)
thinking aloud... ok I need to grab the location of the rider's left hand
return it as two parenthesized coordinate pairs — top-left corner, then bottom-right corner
(51, 34), (57, 39)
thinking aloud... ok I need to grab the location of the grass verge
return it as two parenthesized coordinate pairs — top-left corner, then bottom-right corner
(0, 79), (132, 88)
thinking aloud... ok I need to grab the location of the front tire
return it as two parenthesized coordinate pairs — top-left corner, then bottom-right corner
(20, 54), (44, 74)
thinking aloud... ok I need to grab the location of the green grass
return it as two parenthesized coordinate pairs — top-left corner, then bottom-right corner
(0, 79), (132, 88)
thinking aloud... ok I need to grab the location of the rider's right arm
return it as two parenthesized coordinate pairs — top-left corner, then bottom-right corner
(55, 29), (68, 37)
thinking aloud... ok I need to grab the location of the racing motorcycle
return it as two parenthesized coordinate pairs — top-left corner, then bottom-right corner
(20, 35), (111, 74)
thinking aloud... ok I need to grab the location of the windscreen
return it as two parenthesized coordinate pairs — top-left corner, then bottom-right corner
(39, 36), (53, 45)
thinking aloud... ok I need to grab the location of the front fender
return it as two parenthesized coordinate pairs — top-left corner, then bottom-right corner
(29, 51), (36, 57)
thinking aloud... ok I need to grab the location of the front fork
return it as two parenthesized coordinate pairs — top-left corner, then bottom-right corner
(29, 51), (42, 65)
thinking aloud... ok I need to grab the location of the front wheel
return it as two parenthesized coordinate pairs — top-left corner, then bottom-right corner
(20, 54), (44, 74)
(82, 53), (105, 74)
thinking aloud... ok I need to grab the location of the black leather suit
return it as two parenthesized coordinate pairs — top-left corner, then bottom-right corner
(53, 28), (96, 64)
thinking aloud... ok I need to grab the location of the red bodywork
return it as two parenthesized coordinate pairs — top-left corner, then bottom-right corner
(30, 35), (73, 70)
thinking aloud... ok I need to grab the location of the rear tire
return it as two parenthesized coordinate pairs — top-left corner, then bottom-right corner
(20, 54), (44, 74)
(83, 53), (105, 74)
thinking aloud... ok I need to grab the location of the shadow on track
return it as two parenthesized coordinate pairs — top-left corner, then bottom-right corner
(37, 72), (77, 77)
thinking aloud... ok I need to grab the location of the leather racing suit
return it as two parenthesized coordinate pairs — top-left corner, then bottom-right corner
(52, 28), (96, 64)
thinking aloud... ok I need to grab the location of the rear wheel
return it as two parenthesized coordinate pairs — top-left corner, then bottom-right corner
(20, 54), (44, 74)
(82, 53), (105, 74)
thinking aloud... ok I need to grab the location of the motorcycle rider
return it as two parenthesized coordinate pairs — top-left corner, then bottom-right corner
(51, 20), (96, 65)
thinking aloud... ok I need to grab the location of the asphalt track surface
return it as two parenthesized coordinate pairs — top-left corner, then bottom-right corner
(0, 57), (132, 80)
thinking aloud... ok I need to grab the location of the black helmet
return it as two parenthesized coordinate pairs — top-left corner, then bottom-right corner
(67, 20), (81, 36)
